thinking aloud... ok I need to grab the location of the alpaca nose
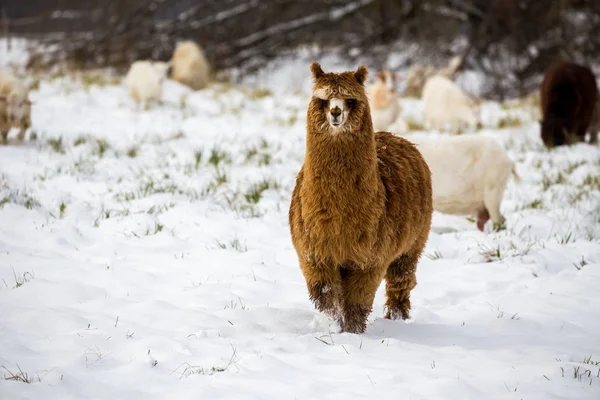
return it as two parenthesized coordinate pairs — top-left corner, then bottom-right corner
(330, 107), (342, 118)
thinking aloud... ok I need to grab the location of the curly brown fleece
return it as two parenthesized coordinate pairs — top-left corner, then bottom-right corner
(289, 63), (433, 334)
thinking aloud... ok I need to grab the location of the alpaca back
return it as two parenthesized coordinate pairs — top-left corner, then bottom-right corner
(422, 75), (477, 132)
(410, 135), (512, 215)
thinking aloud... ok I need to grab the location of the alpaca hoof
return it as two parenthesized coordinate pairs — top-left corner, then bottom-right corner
(309, 282), (340, 316)
(384, 309), (410, 320)
(341, 303), (370, 334)
(384, 300), (411, 320)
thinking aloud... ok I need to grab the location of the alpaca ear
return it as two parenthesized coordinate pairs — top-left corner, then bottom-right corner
(310, 62), (324, 80)
(354, 65), (368, 85)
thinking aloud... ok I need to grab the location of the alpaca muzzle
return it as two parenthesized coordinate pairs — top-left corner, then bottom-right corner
(329, 106), (342, 126)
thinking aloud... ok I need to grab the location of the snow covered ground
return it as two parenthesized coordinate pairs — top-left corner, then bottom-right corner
(1, 50), (600, 399)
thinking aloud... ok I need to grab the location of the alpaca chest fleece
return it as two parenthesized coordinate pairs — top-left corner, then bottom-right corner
(298, 150), (385, 267)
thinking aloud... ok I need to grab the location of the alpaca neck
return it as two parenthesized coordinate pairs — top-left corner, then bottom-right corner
(305, 123), (378, 183)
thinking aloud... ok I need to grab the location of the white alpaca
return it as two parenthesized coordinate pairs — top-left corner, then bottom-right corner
(366, 70), (402, 132)
(404, 55), (463, 97)
(409, 135), (519, 231)
(0, 72), (32, 144)
(170, 40), (211, 91)
(422, 75), (478, 134)
(125, 61), (170, 107)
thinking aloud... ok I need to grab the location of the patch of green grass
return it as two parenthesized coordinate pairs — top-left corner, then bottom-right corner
(573, 256), (588, 270)
(244, 179), (280, 204)
(213, 238), (247, 252)
(244, 139), (273, 166)
(145, 222), (164, 236)
(59, 202), (67, 218)
(581, 174), (600, 190)
(24, 196), (40, 210)
(0, 182), (40, 210)
(146, 203), (174, 215)
(563, 161), (586, 176)
(73, 136), (88, 146)
(557, 232), (574, 245)
(94, 139), (110, 158)
(245, 87), (272, 99)
(405, 119), (425, 132)
(79, 72), (120, 90)
(127, 146), (139, 158)
(542, 172), (566, 190)
(208, 147), (231, 168)
(194, 149), (203, 169)
(229, 238), (247, 252)
(524, 199), (543, 210)
(244, 147), (258, 163)
(47, 137), (65, 154)
(496, 116), (522, 129)
(493, 220), (507, 232)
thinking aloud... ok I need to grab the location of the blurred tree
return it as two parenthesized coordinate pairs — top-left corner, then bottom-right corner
(1, 0), (599, 99)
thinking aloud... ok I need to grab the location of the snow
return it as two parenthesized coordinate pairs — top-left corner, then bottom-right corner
(1, 51), (600, 399)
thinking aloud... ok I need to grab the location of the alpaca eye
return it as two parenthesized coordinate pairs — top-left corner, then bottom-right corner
(320, 99), (328, 108)
(345, 99), (356, 107)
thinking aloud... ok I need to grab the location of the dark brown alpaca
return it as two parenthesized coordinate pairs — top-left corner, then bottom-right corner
(289, 63), (433, 334)
(540, 61), (598, 147)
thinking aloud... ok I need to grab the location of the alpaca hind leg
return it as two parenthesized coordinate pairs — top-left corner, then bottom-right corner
(300, 259), (342, 320)
(17, 127), (26, 141)
(339, 267), (384, 334)
(476, 206), (490, 232)
(590, 128), (598, 144)
(1, 129), (8, 145)
(483, 183), (506, 229)
(384, 251), (420, 320)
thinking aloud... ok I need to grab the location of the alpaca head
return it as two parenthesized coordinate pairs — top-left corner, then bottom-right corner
(539, 118), (570, 147)
(375, 70), (399, 92)
(308, 63), (371, 134)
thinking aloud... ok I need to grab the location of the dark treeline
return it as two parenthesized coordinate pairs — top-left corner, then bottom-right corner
(2, 0), (600, 99)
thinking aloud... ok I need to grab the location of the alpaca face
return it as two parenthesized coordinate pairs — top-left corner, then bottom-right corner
(375, 70), (398, 92)
(308, 62), (371, 134)
(320, 97), (356, 128)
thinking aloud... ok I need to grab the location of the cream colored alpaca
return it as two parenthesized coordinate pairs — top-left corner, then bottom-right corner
(170, 40), (211, 90)
(410, 134), (519, 231)
(422, 75), (479, 134)
(366, 70), (402, 132)
(125, 61), (170, 107)
(0, 71), (31, 144)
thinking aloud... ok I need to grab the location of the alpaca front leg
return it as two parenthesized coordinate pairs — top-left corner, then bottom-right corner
(340, 267), (384, 334)
(299, 259), (342, 319)
(1, 129), (8, 145)
(385, 253), (418, 320)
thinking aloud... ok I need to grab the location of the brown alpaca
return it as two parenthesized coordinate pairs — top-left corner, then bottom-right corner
(540, 61), (598, 147)
(289, 63), (433, 334)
